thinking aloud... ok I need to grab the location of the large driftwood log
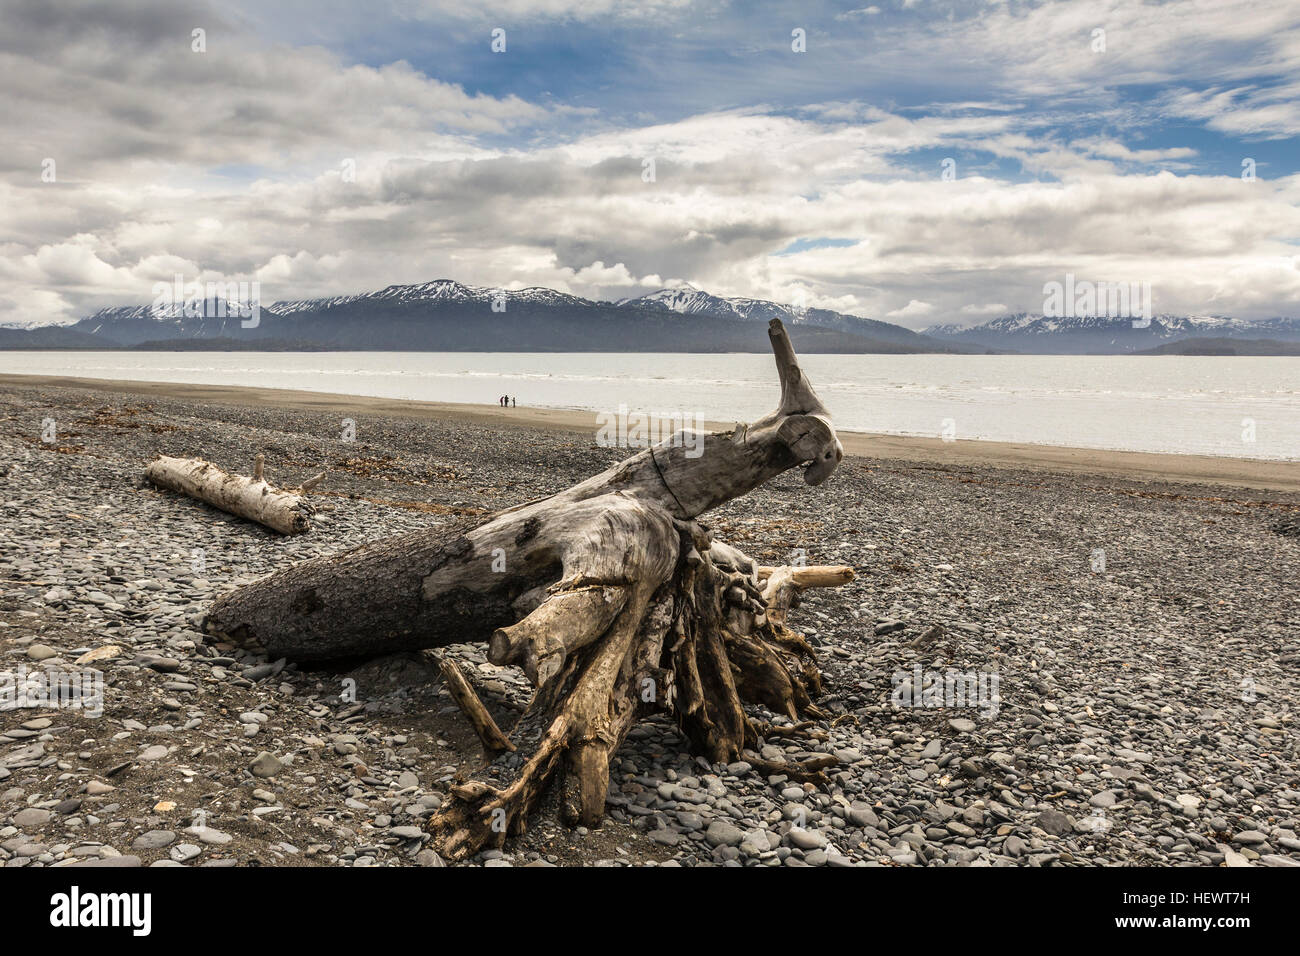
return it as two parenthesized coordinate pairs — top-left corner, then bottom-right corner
(203, 319), (853, 859)
(146, 454), (324, 534)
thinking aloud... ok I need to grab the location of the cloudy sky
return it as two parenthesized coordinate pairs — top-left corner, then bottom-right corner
(2, 0), (1299, 329)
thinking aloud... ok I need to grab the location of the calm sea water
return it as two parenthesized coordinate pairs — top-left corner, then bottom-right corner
(2, 351), (1297, 460)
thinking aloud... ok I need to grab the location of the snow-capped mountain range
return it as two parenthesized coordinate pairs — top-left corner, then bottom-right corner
(614, 284), (931, 345)
(616, 285), (794, 321)
(921, 312), (1300, 353)
(270, 279), (591, 316)
(48, 279), (944, 352)
(5, 278), (1297, 353)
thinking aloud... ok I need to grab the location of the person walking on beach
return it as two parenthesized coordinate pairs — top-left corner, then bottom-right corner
(511, 396), (516, 408)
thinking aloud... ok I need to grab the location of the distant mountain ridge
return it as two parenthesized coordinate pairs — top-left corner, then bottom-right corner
(922, 312), (1300, 354)
(614, 284), (931, 347)
(271, 279), (591, 316)
(5, 279), (1295, 353)
(0, 326), (109, 349)
(1136, 336), (1300, 356)
(24, 278), (968, 353)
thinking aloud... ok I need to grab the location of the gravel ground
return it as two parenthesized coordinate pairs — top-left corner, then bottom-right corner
(1, 381), (1299, 868)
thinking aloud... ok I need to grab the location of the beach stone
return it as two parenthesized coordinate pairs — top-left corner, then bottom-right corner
(740, 829), (775, 854)
(1218, 844), (1253, 867)
(1036, 809), (1072, 836)
(69, 855), (142, 868)
(788, 828), (827, 850)
(846, 804), (879, 828)
(705, 820), (744, 847)
(13, 808), (50, 828)
(185, 826), (233, 845)
(133, 830), (176, 850)
(250, 752), (283, 778)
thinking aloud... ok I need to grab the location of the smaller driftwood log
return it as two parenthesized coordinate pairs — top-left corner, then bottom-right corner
(145, 454), (324, 535)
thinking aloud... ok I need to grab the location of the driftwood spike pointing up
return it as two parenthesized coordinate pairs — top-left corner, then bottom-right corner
(297, 472), (326, 493)
(436, 656), (515, 754)
(768, 318), (831, 418)
(204, 318), (854, 859)
(748, 319), (843, 485)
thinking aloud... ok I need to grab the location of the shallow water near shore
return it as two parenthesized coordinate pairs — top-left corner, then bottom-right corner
(2, 350), (1297, 460)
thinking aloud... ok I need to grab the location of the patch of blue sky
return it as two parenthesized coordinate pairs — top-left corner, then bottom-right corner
(773, 238), (859, 256)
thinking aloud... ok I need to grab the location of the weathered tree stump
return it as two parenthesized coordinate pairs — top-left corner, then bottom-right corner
(204, 319), (854, 859)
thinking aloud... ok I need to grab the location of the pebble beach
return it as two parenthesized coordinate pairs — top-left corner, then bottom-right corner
(2, 377), (1299, 868)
